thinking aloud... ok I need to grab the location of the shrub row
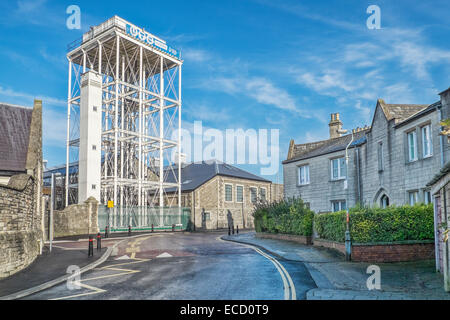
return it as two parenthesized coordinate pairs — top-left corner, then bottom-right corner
(314, 204), (434, 243)
(252, 198), (314, 236)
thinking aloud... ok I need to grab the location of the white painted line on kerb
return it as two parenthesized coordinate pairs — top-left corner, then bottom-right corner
(217, 236), (296, 300)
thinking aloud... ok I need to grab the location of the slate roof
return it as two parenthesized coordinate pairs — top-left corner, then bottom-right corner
(0, 103), (33, 174)
(394, 101), (441, 128)
(378, 99), (429, 124)
(165, 160), (270, 193)
(283, 129), (368, 164)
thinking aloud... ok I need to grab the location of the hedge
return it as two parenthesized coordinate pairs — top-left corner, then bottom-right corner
(314, 204), (434, 243)
(252, 198), (314, 236)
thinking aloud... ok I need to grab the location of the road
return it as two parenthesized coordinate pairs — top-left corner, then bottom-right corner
(25, 232), (316, 300)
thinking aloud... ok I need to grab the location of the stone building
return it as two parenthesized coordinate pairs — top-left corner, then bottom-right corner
(283, 87), (450, 213)
(428, 161), (450, 291)
(164, 160), (283, 230)
(0, 100), (44, 279)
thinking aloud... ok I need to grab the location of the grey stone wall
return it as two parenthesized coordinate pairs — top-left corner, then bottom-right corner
(51, 197), (99, 238)
(0, 174), (41, 278)
(187, 176), (274, 230)
(283, 147), (359, 213)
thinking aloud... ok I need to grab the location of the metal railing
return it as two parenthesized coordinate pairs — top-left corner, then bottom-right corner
(98, 205), (191, 232)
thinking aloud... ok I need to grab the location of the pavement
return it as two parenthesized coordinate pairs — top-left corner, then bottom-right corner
(21, 231), (316, 300)
(222, 232), (450, 300)
(0, 237), (121, 299)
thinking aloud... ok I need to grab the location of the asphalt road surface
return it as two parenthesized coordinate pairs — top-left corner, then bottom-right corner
(25, 232), (316, 300)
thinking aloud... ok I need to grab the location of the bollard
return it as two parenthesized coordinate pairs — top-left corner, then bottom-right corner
(128, 225), (132, 237)
(232, 226), (235, 235)
(172, 224), (175, 232)
(88, 235), (94, 257)
(228, 226), (231, 236)
(152, 224), (154, 233)
(96, 233), (101, 251)
(237, 225), (239, 234)
(105, 226), (109, 238)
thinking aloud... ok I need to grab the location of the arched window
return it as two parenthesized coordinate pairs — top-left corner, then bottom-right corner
(380, 194), (389, 208)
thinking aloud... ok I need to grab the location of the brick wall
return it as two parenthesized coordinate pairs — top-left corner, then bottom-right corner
(0, 174), (42, 279)
(352, 242), (435, 262)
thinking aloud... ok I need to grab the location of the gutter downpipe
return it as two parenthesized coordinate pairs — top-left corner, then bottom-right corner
(344, 132), (354, 262)
(439, 105), (445, 167)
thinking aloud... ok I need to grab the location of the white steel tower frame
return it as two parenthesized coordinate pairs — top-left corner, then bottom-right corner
(65, 17), (182, 219)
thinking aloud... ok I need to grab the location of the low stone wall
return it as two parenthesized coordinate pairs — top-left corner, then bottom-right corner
(352, 241), (435, 263)
(256, 232), (312, 245)
(52, 197), (99, 238)
(0, 174), (42, 279)
(312, 238), (346, 255)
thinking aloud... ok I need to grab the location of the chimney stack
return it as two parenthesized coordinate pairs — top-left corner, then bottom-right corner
(329, 113), (343, 139)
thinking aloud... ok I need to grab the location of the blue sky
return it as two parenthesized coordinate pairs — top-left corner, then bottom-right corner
(0, 0), (449, 183)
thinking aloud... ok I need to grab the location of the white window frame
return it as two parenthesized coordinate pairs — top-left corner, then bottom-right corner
(408, 190), (418, 205)
(421, 124), (432, 158)
(331, 200), (346, 212)
(331, 157), (346, 180)
(407, 131), (418, 162)
(259, 187), (267, 202)
(225, 183), (233, 202)
(298, 164), (310, 185)
(236, 185), (244, 203)
(424, 190), (432, 205)
(250, 186), (258, 204)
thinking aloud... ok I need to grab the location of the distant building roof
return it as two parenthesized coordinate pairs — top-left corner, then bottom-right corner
(165, 160), (271, 193)
(0, 103), (33, 175)
(283, 129), (368, 164)
(377, 99), (429, 124)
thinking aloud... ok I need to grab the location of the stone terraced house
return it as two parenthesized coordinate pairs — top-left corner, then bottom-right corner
(164, 160), (283, 230)
(283, 87), (450, 213)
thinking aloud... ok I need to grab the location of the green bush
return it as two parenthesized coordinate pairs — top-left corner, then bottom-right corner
(252, 198), (314, 236)
(314, 203), (434, 243)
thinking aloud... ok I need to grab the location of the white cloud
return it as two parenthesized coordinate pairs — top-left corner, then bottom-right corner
(0, 86), (66, 108)
(181, 48), (211, 63)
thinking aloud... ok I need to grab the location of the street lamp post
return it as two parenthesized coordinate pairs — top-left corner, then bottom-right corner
(338, 129), (354, 261)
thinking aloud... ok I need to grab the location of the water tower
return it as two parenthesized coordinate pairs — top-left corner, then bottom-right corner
(65, 16), (182, 227)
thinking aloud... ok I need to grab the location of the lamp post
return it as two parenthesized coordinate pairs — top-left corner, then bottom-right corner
(338, 128), (354, 261)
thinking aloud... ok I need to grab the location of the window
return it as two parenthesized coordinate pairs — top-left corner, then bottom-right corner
(259, 188), (267, 202)
(236, 185), (243, 203)
(378, 142), (383, 171)
(93, 106), (98, 112)
(408, 191), (418, 205)
(407, 131), (417, 161)
(380, 194), (389, 208)
(422, 125), (432, 158)
(225, 184), (233, 202)
(424, 190), (432, 205)
(332, 200), (346, 212)
(92, 145), (97, 150)
(92, 184), (96, 190)
(250, 187), (257, 203)
(331, 157), (346, 180)
(202, 212), (210, 221)
(298, 165), (310, 185)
